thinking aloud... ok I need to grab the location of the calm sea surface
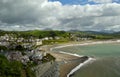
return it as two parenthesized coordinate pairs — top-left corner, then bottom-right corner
(54, 43), (120, 77)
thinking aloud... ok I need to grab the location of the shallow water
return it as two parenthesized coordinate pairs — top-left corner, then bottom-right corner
(54, 43), (120, 77)
(74, 57), (120, 77)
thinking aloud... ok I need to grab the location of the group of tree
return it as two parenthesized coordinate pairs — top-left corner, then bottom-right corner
(0, 55), (35, 77)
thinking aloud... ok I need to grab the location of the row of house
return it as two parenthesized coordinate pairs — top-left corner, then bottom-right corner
(0, 34), (61, 46)
(0, 34), (49, 64)
(0, 34), (42, 47)
(70, 34), (93, 41)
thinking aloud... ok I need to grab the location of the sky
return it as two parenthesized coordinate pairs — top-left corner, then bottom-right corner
(50, 0), (120, 5)
(0, 0), (120, 32)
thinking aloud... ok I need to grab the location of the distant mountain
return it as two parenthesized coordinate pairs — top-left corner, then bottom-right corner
(68, 30), (111, 35)
(43, 28), (53, 31)
(68, 29), (118, 34)
(83, 31), (108, 34)
(98, 30), (116, 34)
(112, 31), (120, 35)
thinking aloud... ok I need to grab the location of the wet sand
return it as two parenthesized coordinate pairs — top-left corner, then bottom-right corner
(59, 60), (81, 77)
(49, 52), (85, 77)
(49, 52), (79, 61)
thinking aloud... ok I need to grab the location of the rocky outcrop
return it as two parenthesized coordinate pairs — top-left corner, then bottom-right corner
(32, 61), (59, 77)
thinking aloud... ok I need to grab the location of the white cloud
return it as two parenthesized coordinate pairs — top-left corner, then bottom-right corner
(88, 0), (112, 3)
(0, 0), (120, 31)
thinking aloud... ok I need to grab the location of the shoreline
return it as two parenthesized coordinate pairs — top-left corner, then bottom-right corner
(49, 39), (120, 77)
(51, 40), (120, 50)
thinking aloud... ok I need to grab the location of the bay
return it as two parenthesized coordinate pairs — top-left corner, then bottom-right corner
(54, 43), (120, 77)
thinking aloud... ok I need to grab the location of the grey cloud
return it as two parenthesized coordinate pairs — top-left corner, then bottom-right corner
(0, 0), (46, 24)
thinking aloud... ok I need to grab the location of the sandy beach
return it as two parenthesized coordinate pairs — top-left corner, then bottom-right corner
(49, 52), (79, 61)
(59, 59), (81, 77)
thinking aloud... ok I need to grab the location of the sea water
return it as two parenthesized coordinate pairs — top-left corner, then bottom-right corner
(54, 43), (120, 77)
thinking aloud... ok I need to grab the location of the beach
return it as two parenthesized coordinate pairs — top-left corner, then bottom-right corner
(49, 51), (80, 77)
(49, 52), (90, 77)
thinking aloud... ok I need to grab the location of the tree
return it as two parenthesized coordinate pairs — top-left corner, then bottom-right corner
(15, 45), (25, 51)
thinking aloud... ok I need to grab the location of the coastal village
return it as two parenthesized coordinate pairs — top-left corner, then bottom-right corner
(0, 34), (56, 65)
(0, 33), (90, 62)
